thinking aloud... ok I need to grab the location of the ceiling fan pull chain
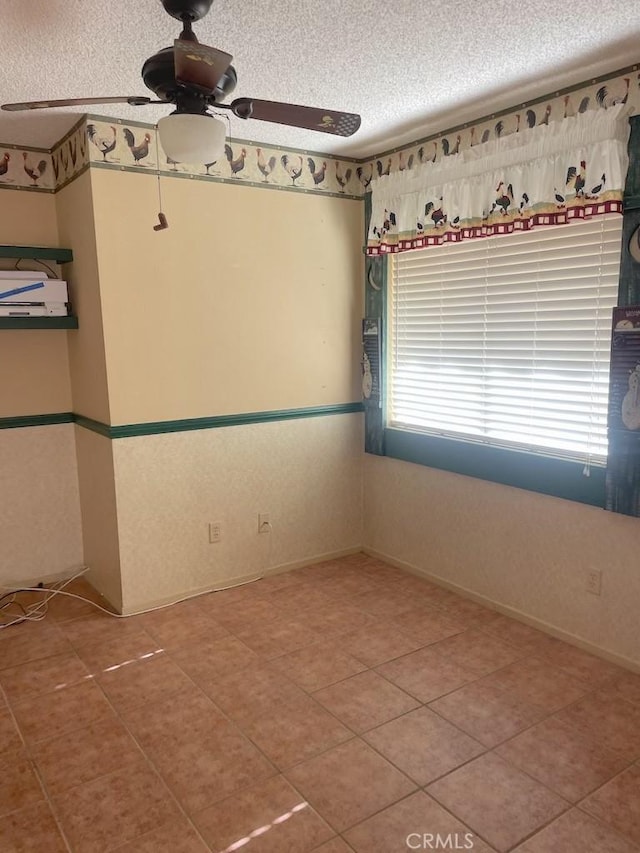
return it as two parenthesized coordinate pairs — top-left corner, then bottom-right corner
(153, 128), (169, 232)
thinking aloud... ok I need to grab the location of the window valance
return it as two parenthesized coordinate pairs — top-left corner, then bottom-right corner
(367, 104), (631, 255)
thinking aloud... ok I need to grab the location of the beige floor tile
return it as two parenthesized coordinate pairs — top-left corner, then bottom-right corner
(608, 671), (640, 707)
(252, 571), (306, 592)
(74, 628), (162, 674)
(12, 679), (114, 744)
(314, 574), (387, 599)
(150, 725), (277, 814)
(497, 716), (632, 801)
(580, 763), (640, 846)
(57, 611), (145, 649)
(111, 817), (210, 852)
(364, 706), (485, 785)
(97, 651), (193, 712)
(480, 614), (559, 655)
(205, 662), (310, 725)
(236, 617), (323, 659)
(0, 651), (89, 706)
(195, 583), (265, 618)
(350, 586), (416, 618)
(273, 642), (367, 692)
(240, 695), (352, 768)
(32, 715), (142, 794)
(120, 685), (232, 752)
(513, 808), (639, 852)
(0, 752), (44, 817)
(260, 585), (336, 618)
(299, 604), (377, 638)
(312, 839), (355, 852)
(345, 790), (496, 852)
(312, 670), (420, 733)
(377, 646), (476, 703)
(286, 739), (415, 833)
(194, 774), (334, 852)
(430, 629), (525, 676)
(210, 596), (284, 633)
(390, 605), (465, 645)
(336, 621), (424, 667)
(0, 709), (23, 757)
(538, 639), (626, 685)
(438, 597), (496, 624)
(170, 635), (260, 687)
(429, 681), (545, 747)
(0, 621), (72, 670)
(479, 656), (590, 714)
(554, 690), (640, 757)
(0, 801), (68, 852)
(427, 752), (568, 852)
(136, 601), (229, 651)
(52, 757), (181, 852)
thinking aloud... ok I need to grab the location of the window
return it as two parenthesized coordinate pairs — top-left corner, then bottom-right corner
(389, 215), (623, 466)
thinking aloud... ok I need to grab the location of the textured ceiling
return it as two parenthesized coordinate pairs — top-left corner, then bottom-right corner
(1, 0), (639, 157)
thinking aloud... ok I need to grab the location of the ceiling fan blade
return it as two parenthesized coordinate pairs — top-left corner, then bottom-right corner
(230, 98), (361, 137)
(1, 96), (158, 112)
(174, 39), (232, 93)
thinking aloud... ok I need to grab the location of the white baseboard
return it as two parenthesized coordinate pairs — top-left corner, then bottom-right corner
(117, 545), (363, 616)
(363, 546), (640, 675)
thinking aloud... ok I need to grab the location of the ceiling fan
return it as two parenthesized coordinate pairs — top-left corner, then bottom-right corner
(1, 0), (361, 162)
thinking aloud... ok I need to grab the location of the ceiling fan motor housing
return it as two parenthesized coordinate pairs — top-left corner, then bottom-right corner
(141, 47), (237, 104)
(161, 0), (214, 22)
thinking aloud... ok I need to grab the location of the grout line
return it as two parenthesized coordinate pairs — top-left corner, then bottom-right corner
(3, 554), (639, 851)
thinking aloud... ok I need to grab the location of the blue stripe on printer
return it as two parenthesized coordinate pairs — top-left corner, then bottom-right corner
(0, 282), (45, 299)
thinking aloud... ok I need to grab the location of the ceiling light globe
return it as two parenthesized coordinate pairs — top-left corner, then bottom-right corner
(157, 113), (226, 164)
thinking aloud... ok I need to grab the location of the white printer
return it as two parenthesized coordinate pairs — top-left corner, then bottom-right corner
(0, 271), (69, 317)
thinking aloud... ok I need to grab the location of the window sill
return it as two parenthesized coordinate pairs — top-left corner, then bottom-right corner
(383, 427), (605, 507)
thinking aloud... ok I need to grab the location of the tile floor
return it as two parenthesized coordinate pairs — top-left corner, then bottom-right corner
(1, 552), (639, 852)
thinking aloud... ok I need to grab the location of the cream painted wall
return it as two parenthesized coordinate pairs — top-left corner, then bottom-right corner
(0, 192), (72, 416)
(113, 413), (363, 613)
(364, 454), (640, 667)
(0, 424), (83, 585)
(74, 426), (122, 610)
(0, 193), (83, 586)
(0, 331), (72, 417)
(55, 171), (110, 423)
(89, 169), (363, 425)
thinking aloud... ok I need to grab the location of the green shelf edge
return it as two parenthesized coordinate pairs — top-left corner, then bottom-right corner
(0, 316), (78, 330)
(0, 245), (73, 263)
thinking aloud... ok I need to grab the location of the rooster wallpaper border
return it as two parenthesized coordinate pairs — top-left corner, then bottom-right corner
(79, 116), (363, 200)
(1, 61), (639, 199)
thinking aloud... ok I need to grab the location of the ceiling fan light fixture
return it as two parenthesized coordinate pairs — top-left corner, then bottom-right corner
(157, 112), (226, 165)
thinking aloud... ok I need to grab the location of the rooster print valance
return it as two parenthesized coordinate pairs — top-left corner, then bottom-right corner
(367, 104), (631, 255)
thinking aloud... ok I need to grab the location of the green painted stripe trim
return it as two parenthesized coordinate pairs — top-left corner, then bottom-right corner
(0, 245), (73, 262)
(0, 412), (74, 430)
(74, 402), (364, 439)
(0, 183), (54, 195)
(73, 414), (112, 438)
(384, 428), (605, 508)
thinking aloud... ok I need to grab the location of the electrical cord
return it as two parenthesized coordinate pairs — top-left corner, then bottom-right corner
(0, 570), (263, 628)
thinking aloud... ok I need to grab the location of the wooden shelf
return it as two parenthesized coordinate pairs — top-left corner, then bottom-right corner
(0, 246), (73, 263)
(0, 316), (78, 330)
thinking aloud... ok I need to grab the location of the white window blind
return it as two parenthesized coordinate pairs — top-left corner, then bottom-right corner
(390, 215), (623, 463)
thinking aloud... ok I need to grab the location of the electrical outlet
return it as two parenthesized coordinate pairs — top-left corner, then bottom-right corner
(208, 522), (222, 544)
(586, 569), (602, 596)
(258, 513), (271, 534)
